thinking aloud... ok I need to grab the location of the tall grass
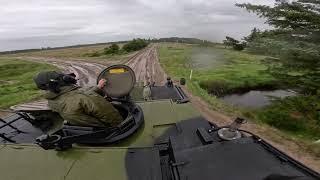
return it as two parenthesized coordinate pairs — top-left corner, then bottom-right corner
(257, 95), (320, 140)
(0, 58), (57, 108)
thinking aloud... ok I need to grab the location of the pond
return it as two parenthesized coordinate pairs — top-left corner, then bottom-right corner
(220, 90), (297, 108)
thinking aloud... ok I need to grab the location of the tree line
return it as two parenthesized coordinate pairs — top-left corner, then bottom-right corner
(103, 38), (149, 55)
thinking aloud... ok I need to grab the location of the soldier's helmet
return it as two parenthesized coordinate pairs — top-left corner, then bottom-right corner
(33, 71), (61, 90)
(33, 71), (77, 91)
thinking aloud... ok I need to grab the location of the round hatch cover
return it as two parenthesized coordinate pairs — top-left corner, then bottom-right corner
(97, 65), (136, 98)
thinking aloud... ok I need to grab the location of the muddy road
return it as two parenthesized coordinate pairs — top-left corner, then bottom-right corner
(47, 45), (166, 86)
(17, 45), (165, 87)
(16, 57), (107, 87)
(126, 45), (166, 85)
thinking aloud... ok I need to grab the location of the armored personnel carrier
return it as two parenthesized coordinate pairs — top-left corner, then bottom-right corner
(0, 65), (319, 180)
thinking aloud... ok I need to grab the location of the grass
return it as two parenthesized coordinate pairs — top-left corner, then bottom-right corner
(256, 95), (320, 140)
(0, 58), (57, 108)
(159, 43), (236, 113)
(158, 43), (320, 142)
(159, 43), (278, 96)
(195, 49), (279, 96)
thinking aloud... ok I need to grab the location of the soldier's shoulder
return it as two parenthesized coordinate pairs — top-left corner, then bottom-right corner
(60, 89), (86, 100)
(76, 87), (102, 97)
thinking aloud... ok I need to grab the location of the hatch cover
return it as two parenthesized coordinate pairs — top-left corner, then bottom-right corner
(97, 65), (136, 98)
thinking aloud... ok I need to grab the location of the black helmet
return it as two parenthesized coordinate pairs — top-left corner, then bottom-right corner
(33, 71), (60, 90)
(33, 71), (77, 92)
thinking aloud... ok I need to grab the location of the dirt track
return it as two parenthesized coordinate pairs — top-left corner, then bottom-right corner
(45, 45), (166, 86)
(126, 45), (166, 85)
(16, 57), (106, 87)
(17, 45), (165, 87)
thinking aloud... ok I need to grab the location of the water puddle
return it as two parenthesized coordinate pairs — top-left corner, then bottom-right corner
(221, 90), (296, 108)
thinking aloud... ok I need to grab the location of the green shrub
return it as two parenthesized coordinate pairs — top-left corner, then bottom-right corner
(199, 80), (230, 96)
(86, 52), (100, 57)
(223, 36), (246, 51)
(104, 44), (120, 55)
(233, 43), (246, 51)
(260, 109), (306, 132)
(280, 47), (320, 70)
(257, 96), (320, 139)
(122, 39), (148, 52)
(199, 79), (278, 97)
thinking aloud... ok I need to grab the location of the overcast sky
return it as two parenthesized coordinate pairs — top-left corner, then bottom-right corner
(0, 0), (274, 51)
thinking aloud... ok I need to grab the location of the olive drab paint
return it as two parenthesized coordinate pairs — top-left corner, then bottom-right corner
(46, 85), (123, 127)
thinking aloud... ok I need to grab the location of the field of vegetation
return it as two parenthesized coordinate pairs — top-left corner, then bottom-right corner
(9, 44), (109, 58)
(158, 43), (320, 144)
(2, 39), (150, 65)
(159, 43), (277, 96)
(2, 43), (135, 64)
(0, 58), (57, 108)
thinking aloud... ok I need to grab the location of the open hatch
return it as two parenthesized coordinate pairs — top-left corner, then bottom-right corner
(1, 65), (144, 150)
(36, 65), (144, 150)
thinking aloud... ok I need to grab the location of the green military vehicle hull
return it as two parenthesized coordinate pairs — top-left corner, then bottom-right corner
(0, 99), (200, 180)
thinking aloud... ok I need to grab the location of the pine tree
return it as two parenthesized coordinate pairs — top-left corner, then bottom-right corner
(236, 0), (320, 42)
(237, 0), (320, 94)
(244, 28), (261, 42)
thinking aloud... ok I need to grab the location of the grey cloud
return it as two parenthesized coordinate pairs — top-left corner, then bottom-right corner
(0, 0), (273, 51)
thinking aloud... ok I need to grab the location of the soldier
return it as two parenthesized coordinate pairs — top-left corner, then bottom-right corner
(33, 71), (123, 127)
(165, 77), (173, 88)
(143, 81), (152, 101)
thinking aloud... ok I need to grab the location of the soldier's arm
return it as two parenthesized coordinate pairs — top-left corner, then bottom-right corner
(79, 95), (122, 127)
(88, 79), (107, 96)
(89, 86), (105, 96)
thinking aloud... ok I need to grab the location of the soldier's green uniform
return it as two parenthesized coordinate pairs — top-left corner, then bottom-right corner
(33, 71), (123, 127)
(46, 86), (123, 127)
(45, 85), (123, 127)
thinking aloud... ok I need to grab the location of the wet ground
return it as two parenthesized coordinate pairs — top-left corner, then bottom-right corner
(127, 45), (166, 85)
(17, 45), (166, 87)
(16, 56), (107, 87)
(221, 90), (297, 108)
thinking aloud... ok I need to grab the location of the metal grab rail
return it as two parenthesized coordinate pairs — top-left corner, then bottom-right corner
(174, 86), (189, 103)
(0, 113), (29, 143)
